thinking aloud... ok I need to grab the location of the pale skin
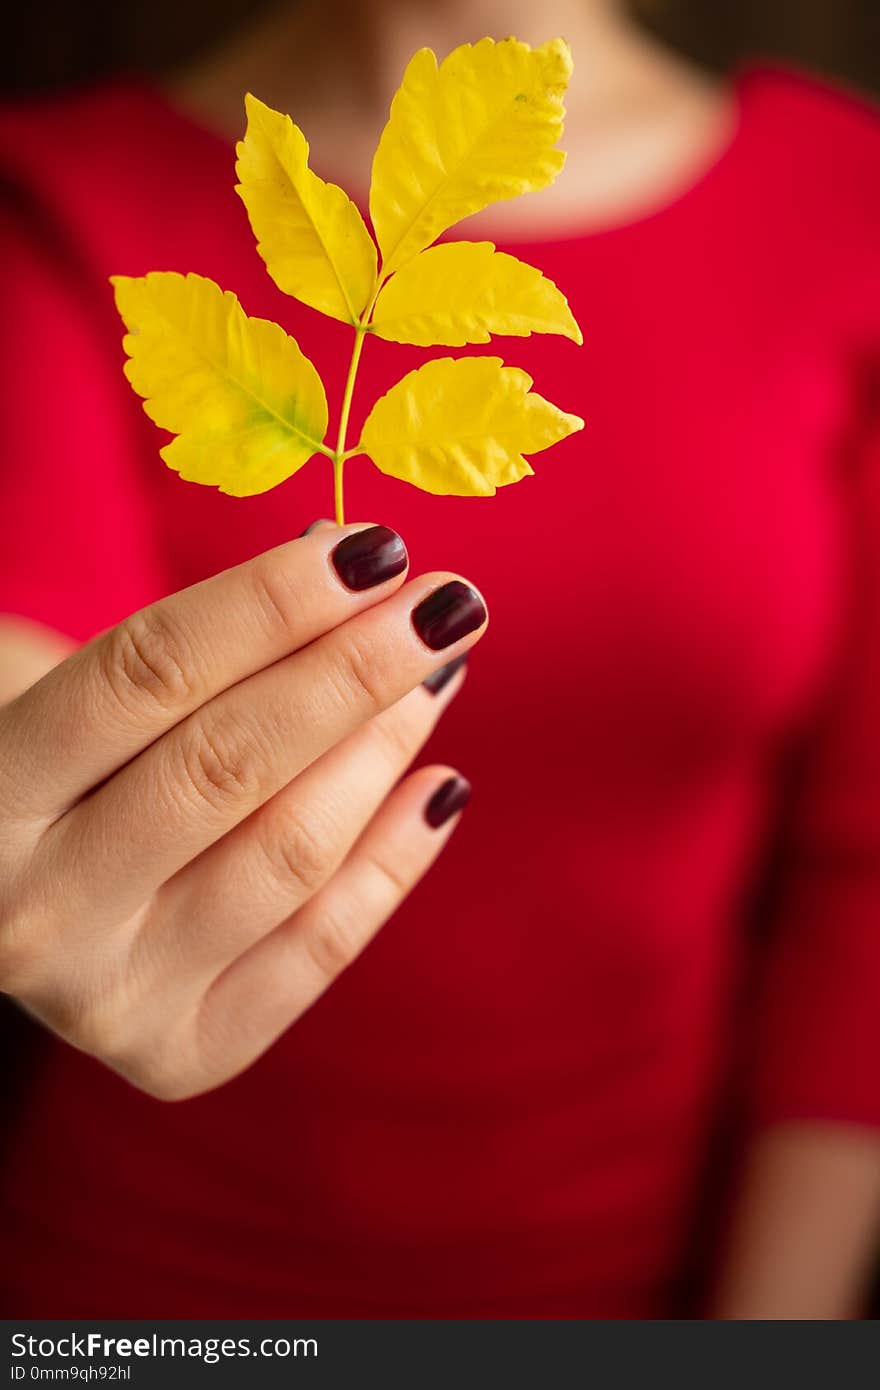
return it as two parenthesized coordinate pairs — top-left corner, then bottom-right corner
(2, 0), (879, 1318)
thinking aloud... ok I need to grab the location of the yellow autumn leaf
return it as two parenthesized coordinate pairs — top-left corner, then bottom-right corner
(370, 240), (582, 346)
(236, 92), (377, 324)
(111, 271), (329, 497)
(369, 37), (571, 278)
(359, 356), (583, 496)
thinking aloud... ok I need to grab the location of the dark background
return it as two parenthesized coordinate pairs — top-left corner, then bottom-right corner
(2, 0), (879, 100)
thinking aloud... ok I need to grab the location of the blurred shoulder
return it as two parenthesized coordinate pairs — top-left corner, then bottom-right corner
(0, 78), (161, 184)
(0, 76), (228, 278)
(743, 61), (880, 128)
(739, 63), (880, 214)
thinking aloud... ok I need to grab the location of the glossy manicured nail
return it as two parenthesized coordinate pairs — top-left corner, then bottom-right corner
(423, 653), (468, 695)
(412, 581), (486, 651)
(424, 774), (472, 828)
(299, 518), (335, 537)
(331, 525), (408, 591)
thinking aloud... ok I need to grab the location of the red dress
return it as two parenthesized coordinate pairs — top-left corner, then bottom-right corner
(1, 65), (879, 1317)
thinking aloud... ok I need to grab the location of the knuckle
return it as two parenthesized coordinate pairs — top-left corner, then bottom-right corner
(177, 716), (264, 814)
(331, 629), (389, 714)
(249, 558), (307, 642)
(103, 608), (196, 716)
(124, 1052), (197, 1103)
(66, 1000), (193, 1101)
(363, 845), (413, 899)
(60, 991), (130, 1061)
(0, 891), (49, 995)
(0, 903), (203, 1101)
(258, 806), (334, 900)
(366, 706), (422, 774)
(302, 905), (362, 983)
(0, 927), (37, 995)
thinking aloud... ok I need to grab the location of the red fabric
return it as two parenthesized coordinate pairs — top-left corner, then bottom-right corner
(0, 65), (879, 1318)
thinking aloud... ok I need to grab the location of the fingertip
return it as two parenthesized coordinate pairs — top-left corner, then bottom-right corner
(411, 578), (488, 652)
(422, 652), (468, 696)
(330, 524), (409, 592)
(423, 772), (472, 829)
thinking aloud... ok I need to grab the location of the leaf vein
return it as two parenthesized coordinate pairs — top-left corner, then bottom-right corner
(148, 294), (325, 453)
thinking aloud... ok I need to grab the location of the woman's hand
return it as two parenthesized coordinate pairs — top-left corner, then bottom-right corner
(0, 522), (486, 1099)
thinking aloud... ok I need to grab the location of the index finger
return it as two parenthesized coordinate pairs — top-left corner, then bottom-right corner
(0, 523), (408, 821)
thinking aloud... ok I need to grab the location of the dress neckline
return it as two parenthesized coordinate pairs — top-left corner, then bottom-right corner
(127, 62), (767, 250)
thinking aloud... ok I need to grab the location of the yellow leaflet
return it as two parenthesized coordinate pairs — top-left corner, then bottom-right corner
(359, 356), (583, 496)
(236, 93), (377, 324)
(111, 271), (328, 497)
(370, 241), (582, 346)
(369, 37), (571, 278)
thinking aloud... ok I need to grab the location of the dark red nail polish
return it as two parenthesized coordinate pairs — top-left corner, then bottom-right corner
(299, 518), (335, 537)
(331, 526), (407, 591)
(412, 581), (486, 651)
(424, 775), (472, 828)
(423, 653), (468, 695)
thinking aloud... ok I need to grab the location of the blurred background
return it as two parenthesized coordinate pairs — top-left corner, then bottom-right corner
(2, 0), (879, 99)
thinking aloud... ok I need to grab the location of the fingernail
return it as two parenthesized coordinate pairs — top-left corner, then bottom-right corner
(424, 774), (472, 829)
(423, 653), (468, 695)
(331, 525), (408, 591)
(412, 581), (486, 651)
(299, 518), (334, 537)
